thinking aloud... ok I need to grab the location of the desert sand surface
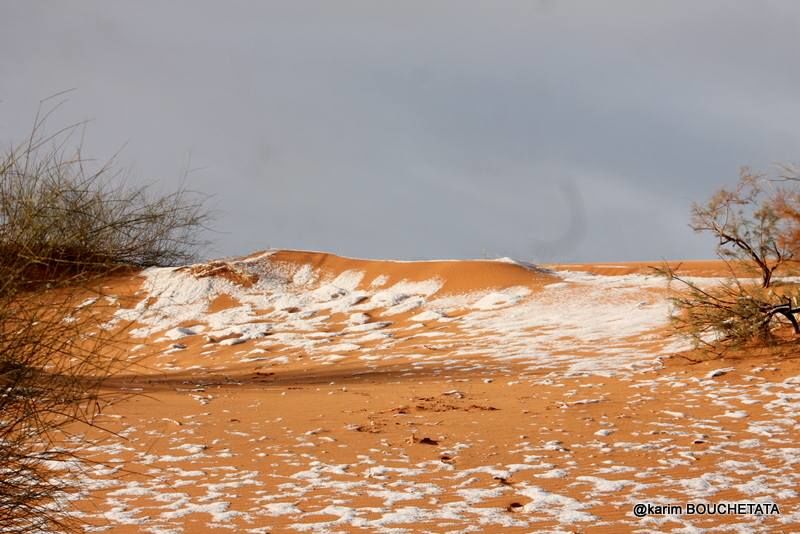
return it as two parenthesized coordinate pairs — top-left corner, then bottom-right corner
(55, 250), (799, 533)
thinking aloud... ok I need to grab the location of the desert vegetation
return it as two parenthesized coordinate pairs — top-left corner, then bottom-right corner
(0, 101), (209, 533)
(660, 167), (800, 353)
(0, 103), (208, 291)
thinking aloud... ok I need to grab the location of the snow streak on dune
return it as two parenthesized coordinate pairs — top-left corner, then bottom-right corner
(109, 251), (675, 377)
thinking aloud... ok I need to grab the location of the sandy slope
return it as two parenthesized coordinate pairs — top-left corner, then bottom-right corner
(54, 250), (800, 533)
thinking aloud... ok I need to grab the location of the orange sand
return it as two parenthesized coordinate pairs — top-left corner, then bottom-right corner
(45, 251), (800, 533)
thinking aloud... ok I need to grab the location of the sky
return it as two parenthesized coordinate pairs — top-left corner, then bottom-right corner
(2, 1), (800, 263)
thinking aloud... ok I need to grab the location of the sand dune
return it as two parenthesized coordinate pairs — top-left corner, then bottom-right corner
(55, 250), (799, 532)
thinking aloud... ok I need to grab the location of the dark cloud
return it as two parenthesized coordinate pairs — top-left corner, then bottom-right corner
(2, 1), (799, 262)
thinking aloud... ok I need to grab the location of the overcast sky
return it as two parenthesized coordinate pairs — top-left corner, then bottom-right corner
(3, 1), (800, 262)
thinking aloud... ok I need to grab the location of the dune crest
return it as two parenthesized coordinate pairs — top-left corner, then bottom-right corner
(101, 249), (676, 378)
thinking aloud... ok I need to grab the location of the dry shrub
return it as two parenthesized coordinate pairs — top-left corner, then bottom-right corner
(689, 168), (792, 288)
(660, 167), (800, 355)
(0, 280), (127, 533)
(0, 99), (209, 290)
(658, 266), (800, 355)
(0, 98), (210, 532)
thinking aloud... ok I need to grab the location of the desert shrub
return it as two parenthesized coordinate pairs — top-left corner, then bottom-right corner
(0, 281), (124, 533)
(688, 168), (793, 288)
(0, 101), (209, 532)
(0, 104), (209, 290)
(659, 268), (800, 352)
(660, 168), (800, 353)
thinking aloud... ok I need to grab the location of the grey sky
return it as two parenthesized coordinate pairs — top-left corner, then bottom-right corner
(2, 1), (800, 262)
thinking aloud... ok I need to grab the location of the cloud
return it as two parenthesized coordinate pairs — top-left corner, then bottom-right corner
(1, 1), (797, 261)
